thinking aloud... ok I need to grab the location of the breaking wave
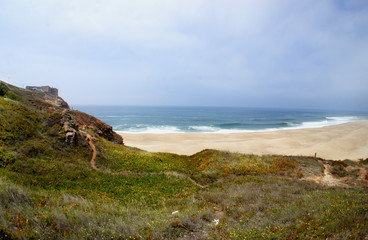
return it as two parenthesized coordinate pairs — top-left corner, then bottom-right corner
(116, 116), (363, 133)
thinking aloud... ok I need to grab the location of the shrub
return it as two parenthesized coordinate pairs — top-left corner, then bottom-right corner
(0, 84), (7, 96)
(330, 164), (348, 178)
(0, 100), (39, 142)
(5, 91), (20, 101)
(19, 140), (54, 158)
(0, 147), (15, 168)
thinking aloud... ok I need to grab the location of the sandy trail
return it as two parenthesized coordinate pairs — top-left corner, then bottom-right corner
(120, 121), (368, 160)
(80, 130), (98, 170)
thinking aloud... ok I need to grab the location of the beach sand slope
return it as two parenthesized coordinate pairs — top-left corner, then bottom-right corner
(120, 121), (368, 160)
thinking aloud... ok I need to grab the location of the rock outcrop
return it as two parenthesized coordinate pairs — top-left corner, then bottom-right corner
(68, 110), (123, 145)
(65, 131), (77, 145)
(36, 92), (70, 109)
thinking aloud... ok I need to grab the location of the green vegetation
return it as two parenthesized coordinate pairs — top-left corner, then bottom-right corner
(0, 83), (19, 101)
(0, 81), (367, 239)
(0, 84), (7, 96)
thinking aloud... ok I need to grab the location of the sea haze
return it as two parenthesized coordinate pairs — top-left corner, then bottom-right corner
(75, 106), (368, 134)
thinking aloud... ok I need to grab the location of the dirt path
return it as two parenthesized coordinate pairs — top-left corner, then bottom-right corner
(80, 131), (210, 188)
(358, 167), (368, 183)
(319, 163), (348, 187)
(302, 160), (368, 187)
(304, 162), (349, 187)
(80, 130), (98, 171)
(346, 165), (368, 183)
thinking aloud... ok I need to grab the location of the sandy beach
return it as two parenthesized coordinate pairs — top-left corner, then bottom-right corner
(120, 120), (368, 160)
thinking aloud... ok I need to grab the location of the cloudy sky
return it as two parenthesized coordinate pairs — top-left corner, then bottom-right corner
(1, 0), (367, 110)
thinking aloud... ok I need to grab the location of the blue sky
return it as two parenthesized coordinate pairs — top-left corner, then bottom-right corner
(0, 0), (368, 110)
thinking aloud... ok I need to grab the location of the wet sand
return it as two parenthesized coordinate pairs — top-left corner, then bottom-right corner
(120, 121), (368, 160)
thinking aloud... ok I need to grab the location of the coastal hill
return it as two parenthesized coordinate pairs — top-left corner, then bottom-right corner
(0, 81), (123, 146)
(0, 81), (367, 239)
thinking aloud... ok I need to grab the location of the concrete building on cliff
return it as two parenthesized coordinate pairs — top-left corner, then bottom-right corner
(26, 86), (58, 97)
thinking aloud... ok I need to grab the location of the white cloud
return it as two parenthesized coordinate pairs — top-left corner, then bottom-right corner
(1, 0), (368, 109)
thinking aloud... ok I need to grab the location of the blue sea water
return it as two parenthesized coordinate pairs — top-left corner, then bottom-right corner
(75, 106), (368, 133)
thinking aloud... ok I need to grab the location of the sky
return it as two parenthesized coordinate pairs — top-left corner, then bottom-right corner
(0, 0), (368, 110)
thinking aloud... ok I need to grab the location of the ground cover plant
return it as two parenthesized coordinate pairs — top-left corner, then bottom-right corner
(1, 82), (368, 239)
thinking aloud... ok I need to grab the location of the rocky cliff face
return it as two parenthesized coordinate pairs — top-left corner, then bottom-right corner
(29, 89), (70, 109)
(66, 110), (123, 145)
(45, 95), (70, 109)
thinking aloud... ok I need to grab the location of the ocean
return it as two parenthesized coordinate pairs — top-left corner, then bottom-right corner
(75, 106), (368, 134)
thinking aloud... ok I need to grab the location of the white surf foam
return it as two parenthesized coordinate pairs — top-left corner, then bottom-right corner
(188, 126), (222, 132)
(116, 116), (363, 134)
(256, 116), (362, 132)
(296, 116), (360, 129)
(119, 125), (182, 134)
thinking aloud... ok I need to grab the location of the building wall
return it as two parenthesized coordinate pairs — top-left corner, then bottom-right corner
(49, 88), (58, 96)
(26, 86), (58, 97)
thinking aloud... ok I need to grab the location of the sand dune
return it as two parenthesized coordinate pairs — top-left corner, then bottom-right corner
(120, 120), (368, 160)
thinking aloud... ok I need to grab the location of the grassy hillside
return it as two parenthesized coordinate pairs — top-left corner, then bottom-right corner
(0, 81), (367, 239)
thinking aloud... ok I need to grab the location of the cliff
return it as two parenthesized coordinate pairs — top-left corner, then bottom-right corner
(0, 81), (123, 145)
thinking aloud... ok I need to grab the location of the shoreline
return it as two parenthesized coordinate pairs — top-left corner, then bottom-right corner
(115, 117), (366, 135)
(120, 120), (368, 160)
